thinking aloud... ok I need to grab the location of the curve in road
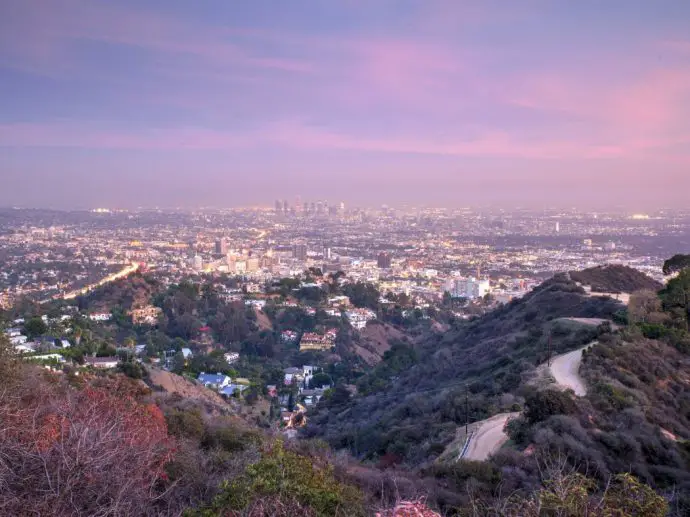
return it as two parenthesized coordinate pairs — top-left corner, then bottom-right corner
(462, 412), (520, 461)
(548, 341), (597, 396)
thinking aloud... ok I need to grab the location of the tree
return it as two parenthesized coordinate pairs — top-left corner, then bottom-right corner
(524, 389), (577, 424)
(24, 317), (48, 338)
(628, 289), (663, 324)
(660, 269), (690, 330)
(663, 254), (690, 276)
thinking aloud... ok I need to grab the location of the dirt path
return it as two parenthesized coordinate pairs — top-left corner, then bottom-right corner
(462, 412), (520, 461)
(549, 342), (597, 396)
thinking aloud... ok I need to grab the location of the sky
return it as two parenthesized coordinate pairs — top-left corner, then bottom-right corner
(1, 0), (689, 210)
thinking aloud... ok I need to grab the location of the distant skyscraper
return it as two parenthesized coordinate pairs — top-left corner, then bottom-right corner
(215, 238), (227, 255)
(192, 255), (203, 271)
(324, 246), (332, 260)
(555, 221), (560, 233)
(275, 200), (282, 213)
(282, 200), (289, 213)
(292, 243), (307, 261)
(377, 252), (392, 268)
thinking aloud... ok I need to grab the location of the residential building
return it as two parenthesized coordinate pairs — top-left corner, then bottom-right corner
(89, 312), (111, 321)
(197, 372), (231, 389)
(299, 331), (336, 352)
(84, 356), (119, 369)
(224, 352), (240, 364)
(345, 308), (376, 330)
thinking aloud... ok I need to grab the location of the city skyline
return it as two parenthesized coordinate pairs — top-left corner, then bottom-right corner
(1, 1), (690, 209)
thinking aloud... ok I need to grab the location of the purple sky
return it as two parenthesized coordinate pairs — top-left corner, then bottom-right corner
(1, 0), (689, 209)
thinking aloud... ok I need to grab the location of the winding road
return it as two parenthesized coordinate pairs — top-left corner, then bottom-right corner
(462, 412), (520, 461)
(458, 319), (616, 462)
(548, 342), (596, 396)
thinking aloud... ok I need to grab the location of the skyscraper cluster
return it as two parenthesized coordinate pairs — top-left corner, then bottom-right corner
(274, 199), (345, 217)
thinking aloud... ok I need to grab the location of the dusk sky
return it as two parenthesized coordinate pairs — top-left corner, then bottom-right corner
(1, 0), (689, 209)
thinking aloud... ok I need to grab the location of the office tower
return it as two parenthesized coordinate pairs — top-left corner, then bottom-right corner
(377, 252), (392, 268)
(292, 243), (308, 261)
(275, 200), (282, 213)
(282, 200), (289, 213)
(215, 238), (227, 255)
(192, 255), (203, 271)
(324, 246), (332, 260)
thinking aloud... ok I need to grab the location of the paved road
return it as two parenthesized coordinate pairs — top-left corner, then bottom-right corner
(463, 412), (520, 461)
(549, 342), (597, 396)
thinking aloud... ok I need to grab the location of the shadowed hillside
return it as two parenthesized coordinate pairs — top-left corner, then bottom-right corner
(570, 265), (662, 293)
(307, 273), (621, 464)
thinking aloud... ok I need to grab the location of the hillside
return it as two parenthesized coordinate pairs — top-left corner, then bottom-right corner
(351, 321), (409, 365)
(76, 272), (163, 312)
(307, 273), (621, 465)
(569, 264), (662, 294)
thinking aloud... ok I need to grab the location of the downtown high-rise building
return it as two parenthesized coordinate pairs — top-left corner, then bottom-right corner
(377, 252), (392, 268)
(215, 238), (228, 255)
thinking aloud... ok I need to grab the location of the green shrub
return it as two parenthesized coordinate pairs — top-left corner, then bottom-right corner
(524, 390), (577, 424)
(194, 440), (364, 517)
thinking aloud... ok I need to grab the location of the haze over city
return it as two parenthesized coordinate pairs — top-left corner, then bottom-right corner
(1, 0), (690, 209)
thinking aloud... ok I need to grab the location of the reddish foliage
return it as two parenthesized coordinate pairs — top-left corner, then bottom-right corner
(0, 372), (176, 515)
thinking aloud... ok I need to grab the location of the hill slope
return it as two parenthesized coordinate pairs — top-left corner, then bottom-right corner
(570, 264), (662, 293)
(308, 274), (621, 464)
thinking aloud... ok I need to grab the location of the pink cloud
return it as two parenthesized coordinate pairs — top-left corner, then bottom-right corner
(2, 120), (663, 161)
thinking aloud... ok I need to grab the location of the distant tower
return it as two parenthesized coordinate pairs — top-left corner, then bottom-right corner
(275, 200), (282, 213)
(292, 243), (307, 261)
(377, 252), (392, 269)
(215, 238), (227, 255)
(555, 221), (560, 233)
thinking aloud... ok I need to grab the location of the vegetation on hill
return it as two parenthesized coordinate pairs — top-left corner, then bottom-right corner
(308, 274), (620, 465)
(569, 264), (662, 293)
(308, 263), (690, 514)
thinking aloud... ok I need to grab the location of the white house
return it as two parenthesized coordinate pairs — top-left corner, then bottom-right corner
(9, 334), (28, 345)
(197, 372), (231, 389)
(84, 356), (119, 369)
(224, 352), (240, 364)
(88, 312), (112, 322)
(345, 308), (376, 330)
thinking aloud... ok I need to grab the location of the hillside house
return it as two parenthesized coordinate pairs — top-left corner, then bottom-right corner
(224, 352), (240, 364)
(84, 356), (119, 369)
(345, 308), (376, 330)
(299, 331), (336, 352)
(89, 312), (111, 322)
(197, 372), (231, 389)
